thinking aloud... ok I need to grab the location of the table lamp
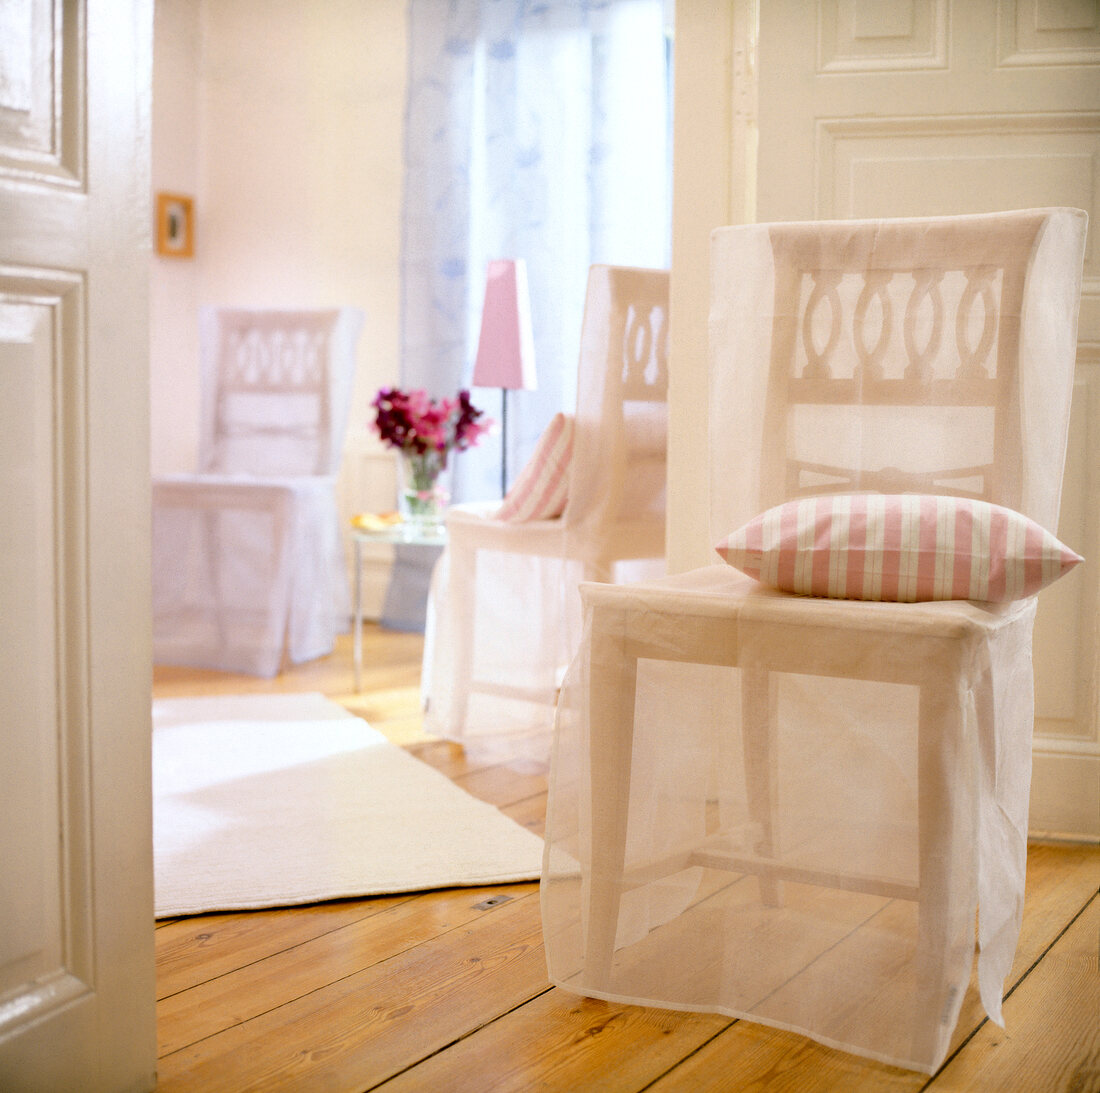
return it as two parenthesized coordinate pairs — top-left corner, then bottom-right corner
(472, 258), (538, 496)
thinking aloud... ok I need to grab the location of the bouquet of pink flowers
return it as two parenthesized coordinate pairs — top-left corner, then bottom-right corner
(371, 387), (491, 460)
(371, 387), (491, 520)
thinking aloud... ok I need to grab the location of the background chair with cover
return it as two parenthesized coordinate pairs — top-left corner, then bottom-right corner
(423, 265), (669, 756)
(153, 307), (364, 677)
(541, 209), (1086, 1073)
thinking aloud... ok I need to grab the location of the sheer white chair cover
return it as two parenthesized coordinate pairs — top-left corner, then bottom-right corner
(541, 209), (1087, 1073)
(423, 266), (669, 757)
(152, 307), (364, 677)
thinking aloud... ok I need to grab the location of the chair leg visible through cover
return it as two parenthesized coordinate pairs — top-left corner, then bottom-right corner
(583, 611), (639, 992)
(740, 658), (783, 908)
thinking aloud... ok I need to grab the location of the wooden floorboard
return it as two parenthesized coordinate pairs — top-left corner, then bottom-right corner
(156, 886), (536, 1055)
(639, 846), (1100, 1093)
(156, 891), (549, 1091)
(153, 625), (1100, 1092)
(375, 989), (733, 1093)
(930, 896), (1099, 1093)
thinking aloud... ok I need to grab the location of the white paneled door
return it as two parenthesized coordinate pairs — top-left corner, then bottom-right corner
(0, 1), (157, 1089)
(755, 0), (1100, 837)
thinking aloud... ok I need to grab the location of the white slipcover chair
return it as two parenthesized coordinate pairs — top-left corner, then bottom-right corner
(542, 209), (1087, 1073)
(153, 307), (364, 677)
(423, 266), (669, 756)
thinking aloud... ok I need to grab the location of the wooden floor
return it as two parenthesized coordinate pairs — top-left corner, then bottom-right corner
(152, 625), (1099, 1093)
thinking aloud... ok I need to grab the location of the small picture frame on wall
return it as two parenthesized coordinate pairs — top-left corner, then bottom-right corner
(156, 192), (194, 258)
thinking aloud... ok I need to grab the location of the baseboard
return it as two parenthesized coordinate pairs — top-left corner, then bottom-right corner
(1028, 748), (1100, 840)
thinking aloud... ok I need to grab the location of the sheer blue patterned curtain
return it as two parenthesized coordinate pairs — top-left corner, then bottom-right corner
(401, 0), (671, 501)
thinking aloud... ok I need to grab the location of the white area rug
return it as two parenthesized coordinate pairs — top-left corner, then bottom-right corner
(152, 692), (544, 918)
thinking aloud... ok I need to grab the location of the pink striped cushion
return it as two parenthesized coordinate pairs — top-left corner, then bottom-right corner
(496, 413), (574, 522)
(715, 495), (1082, 603)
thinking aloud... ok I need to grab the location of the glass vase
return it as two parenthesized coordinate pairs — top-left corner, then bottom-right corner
(397, 449), (450, 534)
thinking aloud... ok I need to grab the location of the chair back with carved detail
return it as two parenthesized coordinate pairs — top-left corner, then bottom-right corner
(565, 265), (669, 563)
(198, 308), (357, 478)
(757, 218), (1041, 514)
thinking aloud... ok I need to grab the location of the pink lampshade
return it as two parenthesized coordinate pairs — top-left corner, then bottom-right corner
(472, 259), (538, 391)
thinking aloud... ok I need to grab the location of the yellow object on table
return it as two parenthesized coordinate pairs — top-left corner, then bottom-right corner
(350, 511), (403, 531)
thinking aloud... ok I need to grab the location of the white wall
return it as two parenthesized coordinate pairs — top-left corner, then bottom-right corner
(667, 0), (754, 573)
(150, 0), (202, 475)
(150, 0), (409, 611)
(150, 0), (407, 486)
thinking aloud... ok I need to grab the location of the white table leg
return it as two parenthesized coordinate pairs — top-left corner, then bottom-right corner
(353, 537), (363, 692)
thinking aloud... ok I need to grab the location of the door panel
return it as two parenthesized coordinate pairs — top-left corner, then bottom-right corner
(0, 1), (156, 1089)
(818, 116), (1099, 222)
(0, 282), (91, 1027)
(756, 0), (1100, 836)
